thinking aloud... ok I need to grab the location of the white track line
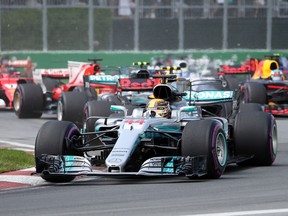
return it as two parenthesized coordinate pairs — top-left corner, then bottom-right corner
(184, 208), (288, 216)
(0, 140), (34, 149)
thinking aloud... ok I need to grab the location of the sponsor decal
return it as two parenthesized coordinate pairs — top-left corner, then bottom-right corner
(108, 158), (122, 163)
(151, 161), (162, 167)
(184, 90), (233, 101)
(219, 64), (252, 73)
(123, 119), (146, 130)
(89, 75), (126, 83)
(119, 78), (160, 90)
(42, 69), (70, 76)
(4, 84), (17, 89)
(124, 119), (145, 125)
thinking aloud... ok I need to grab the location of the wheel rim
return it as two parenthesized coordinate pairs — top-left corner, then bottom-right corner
(13, 91), (21, 111)
(82, 120), (87, 132)
(271, 124), (278, 156)
(57, 101), (63, 121)
(216, 133), (227, 166)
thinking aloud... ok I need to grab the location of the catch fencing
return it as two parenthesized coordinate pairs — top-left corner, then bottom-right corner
(0, 0), (287, 51)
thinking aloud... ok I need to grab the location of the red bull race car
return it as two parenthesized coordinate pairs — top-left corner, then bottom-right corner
(218, 54), (288, 116)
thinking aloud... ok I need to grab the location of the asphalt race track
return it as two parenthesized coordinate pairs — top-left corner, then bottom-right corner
(0, 111), (288, 216)
(0, 110), (56, 150)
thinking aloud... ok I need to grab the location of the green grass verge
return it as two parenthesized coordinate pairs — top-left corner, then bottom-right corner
(0, 149), (35, 173)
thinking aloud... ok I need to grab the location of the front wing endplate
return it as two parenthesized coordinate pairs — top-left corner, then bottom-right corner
(35, 154), (207, 179)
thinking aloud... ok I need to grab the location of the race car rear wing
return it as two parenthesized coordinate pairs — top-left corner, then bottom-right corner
(83, 73), (161, 92)
(85, 74), (127, 85)
(34, 68), (70, 78)
(118, 77), (161, 91)
(7, 59), (36, 76)
(8, 59), (34, 68)
(217, 58), (258, 75)
(32, 69), (70, 88)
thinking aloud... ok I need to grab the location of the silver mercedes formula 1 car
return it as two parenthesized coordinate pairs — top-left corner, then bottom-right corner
(34, 76), (278, 183)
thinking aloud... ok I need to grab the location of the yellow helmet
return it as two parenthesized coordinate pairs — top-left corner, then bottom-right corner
(252, 59), (279, 80)
(147, 99), (171, 118)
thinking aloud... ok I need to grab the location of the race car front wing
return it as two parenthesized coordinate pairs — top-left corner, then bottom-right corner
(35, 154), (207, 179)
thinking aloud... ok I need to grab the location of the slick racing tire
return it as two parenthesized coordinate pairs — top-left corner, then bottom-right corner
(73, 86), (98, 100)
(244, 82), (267, 104)
(182, 119), (228, 179)
(239, 103), (263, 112)
(83, 100), (115, 133)
(13, 84), (44, 118)
(57, 92), (89, 128)
(42, 77), (59, 91)
(35, 121), (83, 183)
(103, 94), (130, 105)
(83, 100), (115, 146)
(234, 111), (277, 166)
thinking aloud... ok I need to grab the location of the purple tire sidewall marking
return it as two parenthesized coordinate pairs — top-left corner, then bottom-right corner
(65, 124), (79, 150)
(211, 123), (226, 175)
(67, 124), (78, 139)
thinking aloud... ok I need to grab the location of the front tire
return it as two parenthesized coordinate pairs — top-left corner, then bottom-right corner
(73, 86), (98, 100)
(35, 121), (83, 182)
(84, 100), (115, 132)
(83, 100), (115, 147)
(182, 120), (228, 179)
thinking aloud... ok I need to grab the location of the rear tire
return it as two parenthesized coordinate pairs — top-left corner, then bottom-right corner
(239, 103), (263, 112)
(182, 120), (228, 179)
(13, 84), (44, 118)
(234, 111), (277, 166)
(244, 82), (267, 104)
(35, 121), (82, 182)
(57, 92), (89, 128)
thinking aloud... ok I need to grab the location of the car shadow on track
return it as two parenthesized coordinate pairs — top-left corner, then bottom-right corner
(39, 167), (248, 187)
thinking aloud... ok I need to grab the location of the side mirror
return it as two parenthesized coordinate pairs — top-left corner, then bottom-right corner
(177, 106), (201, 121)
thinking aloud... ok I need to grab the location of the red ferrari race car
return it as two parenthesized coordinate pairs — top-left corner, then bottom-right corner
(13, 58), (120, 119)
(218, 54), (288, 116)
(0, 56), (35, 109)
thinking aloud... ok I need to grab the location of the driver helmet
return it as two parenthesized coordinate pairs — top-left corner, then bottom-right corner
(146, 99), (171, 118)
(271, 69), (284, 81)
